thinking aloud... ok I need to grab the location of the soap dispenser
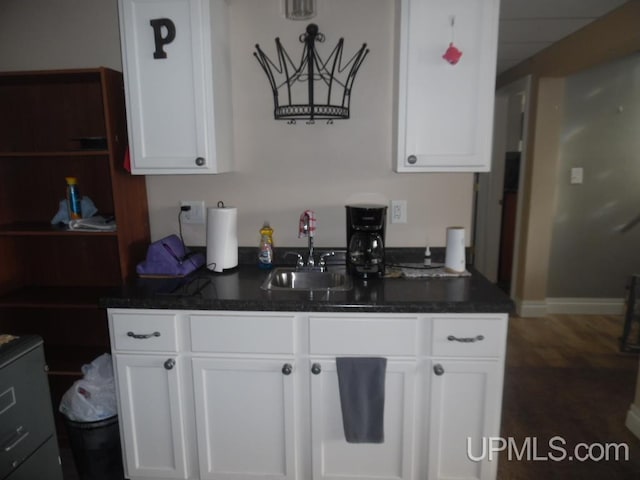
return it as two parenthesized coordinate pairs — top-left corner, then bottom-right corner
(258, 222), (274, 270)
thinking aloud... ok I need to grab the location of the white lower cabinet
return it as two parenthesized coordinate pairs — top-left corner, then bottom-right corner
(427, 359), (503, 480)
(192, 357), (297, 480)
(108, 309), (508, 480)
(309, 359), (417, 480)
(114, 354), (190, 479)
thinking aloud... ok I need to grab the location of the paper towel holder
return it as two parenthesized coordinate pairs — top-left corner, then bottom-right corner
(444, 226), (466, 273)
(206, 201), (239, 273)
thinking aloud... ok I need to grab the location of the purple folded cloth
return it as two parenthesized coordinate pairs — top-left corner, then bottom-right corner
(336, 357), (387, 443)
(136, 235), (205, 277)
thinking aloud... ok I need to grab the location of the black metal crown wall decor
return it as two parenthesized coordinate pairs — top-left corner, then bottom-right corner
(254, 24), (369, 124)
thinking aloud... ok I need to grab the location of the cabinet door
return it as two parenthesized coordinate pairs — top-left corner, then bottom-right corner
(118, 0), (232, 174)
(396, 0), (500, 172)
(310, 359), (417, 480)
(114, 354), (189, 479)
(427, 360), (502, 480)
(192, 358), (298, 480)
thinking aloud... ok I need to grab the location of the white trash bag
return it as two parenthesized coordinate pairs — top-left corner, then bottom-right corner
(59, 353), (117, 422)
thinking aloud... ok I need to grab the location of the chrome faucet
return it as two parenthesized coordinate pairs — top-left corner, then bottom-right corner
(302, 212), (315, 268)
(290, 212), (335, 272)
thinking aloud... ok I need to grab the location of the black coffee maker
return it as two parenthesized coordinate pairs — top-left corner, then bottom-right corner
(346, 204), (387, 278)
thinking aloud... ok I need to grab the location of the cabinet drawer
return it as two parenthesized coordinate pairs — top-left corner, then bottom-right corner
(190, 314), (295, 354)
(0, 345), (56, 480)
(110, 312), (178, 352)
(4, 436), (62, 480)
(431, 316), (506, 358)
(310, 316), (417, 356)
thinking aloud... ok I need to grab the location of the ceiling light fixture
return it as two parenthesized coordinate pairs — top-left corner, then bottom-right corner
(284, 0), (316, 21)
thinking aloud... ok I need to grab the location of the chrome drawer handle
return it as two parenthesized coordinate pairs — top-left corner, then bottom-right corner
(447, 334), (485, 343)
(3, 426), (29, 452)
(127, 331), (161, 340)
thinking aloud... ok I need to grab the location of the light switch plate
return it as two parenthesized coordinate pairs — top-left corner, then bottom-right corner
(570, 167), (584, 185)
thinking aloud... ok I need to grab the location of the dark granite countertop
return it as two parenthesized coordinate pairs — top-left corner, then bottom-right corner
(101, 248), (514, 314)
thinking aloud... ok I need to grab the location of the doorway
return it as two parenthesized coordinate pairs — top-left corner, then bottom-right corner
(496, 151), (520, 293)
(473, 76), (531, 298)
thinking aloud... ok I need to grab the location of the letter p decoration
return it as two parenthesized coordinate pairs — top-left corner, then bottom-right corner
(150, 18), (176, 59)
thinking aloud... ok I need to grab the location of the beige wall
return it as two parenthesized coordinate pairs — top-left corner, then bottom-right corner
(516, 78), (564, 301)
(0, 0), (123, 71)
(497, 0), (640, 304)
(0, 0), (475, 250)
(547, 54), (640, 298)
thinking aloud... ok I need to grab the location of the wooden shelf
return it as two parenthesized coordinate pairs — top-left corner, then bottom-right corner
(0, 285), (117, 308)
(0, 222), (117, 237)
(0, 68), (149, 446)
(0, 151), (109, 157)
(46, 346), (111, 375)
(0, 68), (105, 83)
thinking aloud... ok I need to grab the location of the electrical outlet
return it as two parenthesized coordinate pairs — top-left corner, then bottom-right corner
(390, 200), (407, 224)
(180, 201), (205, 224)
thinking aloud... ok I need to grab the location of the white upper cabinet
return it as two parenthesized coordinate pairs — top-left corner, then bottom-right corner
(396, 0), (500, 172)
(118, 0), (233, 174)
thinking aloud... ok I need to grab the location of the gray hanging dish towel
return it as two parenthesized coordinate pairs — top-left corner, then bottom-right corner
(336, 357), (387, 443)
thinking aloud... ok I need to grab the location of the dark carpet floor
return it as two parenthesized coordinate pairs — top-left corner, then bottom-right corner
(499, 366), (640, 479)
(498, 314), (640, 479)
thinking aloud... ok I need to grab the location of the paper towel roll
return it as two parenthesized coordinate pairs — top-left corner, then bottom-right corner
(206, 206), (238, 272)
(444, 226), (466, 273)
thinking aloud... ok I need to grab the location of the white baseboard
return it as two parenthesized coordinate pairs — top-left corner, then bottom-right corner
(546, 297), (625, 315)
(626, 404), (640, 440)
(515, 297), (625, 317)
(515, 299), (548, 318)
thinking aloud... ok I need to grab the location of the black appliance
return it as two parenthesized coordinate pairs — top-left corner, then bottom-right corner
(346, 204), (387, 278)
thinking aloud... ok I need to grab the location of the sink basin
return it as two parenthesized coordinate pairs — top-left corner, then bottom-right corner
(261, 267), (352, 291)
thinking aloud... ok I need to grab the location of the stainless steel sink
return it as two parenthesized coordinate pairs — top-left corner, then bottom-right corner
(261, 267), (352, 291)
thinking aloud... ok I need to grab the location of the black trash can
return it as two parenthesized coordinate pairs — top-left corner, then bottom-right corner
(64, 415), (125, 480)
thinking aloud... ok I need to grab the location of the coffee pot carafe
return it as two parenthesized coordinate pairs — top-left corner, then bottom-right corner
(345, 204), (387, 278)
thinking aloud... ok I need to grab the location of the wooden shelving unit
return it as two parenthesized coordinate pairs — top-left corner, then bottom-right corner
(0, 68), (150, 443)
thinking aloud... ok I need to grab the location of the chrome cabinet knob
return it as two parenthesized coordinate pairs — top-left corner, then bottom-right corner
(407, 155), (417, 165)
(311, 363), (322, 375)
(433, 364), (445, 376)
(195, 157), (205, 166)
(164, 358), (176, 370)
(282, 363), (293, 375)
